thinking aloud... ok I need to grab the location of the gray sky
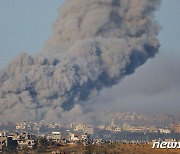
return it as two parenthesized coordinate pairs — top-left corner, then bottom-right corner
(0, 0), (180, 116)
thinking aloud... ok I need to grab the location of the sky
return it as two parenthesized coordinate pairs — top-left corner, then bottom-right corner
(0, 0), (64, 68)
(0, 0), (180, 116)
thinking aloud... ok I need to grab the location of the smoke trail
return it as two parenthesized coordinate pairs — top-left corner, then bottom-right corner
(0, 0), (161, 123)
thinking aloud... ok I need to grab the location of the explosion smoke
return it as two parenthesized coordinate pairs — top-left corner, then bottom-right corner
(0, 0), (161, 123)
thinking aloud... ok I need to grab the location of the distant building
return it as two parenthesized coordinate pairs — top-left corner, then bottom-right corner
(81, 134), (90, 141)
(113, 127), (121, 132)
(171, 122), (180, 134)
(159, 128), (171, 134)
(146, 126), (158, 133)
(16, 121), (27, 130)
(70, 123), (75, 129)
(0, 136), (18, 152)
(74, 124), (85, 131)
(83, 127), (94, 135)
(48, 123), (58, 129)
(69, 132), (90, 143)
(0, 137), (7, 152)
(33, 123), (40, 131)
(106, 126), (113, 131)
(18, 139), (36, 149)
(122, 124), (143, 132)
(8, 132), (37, 149)
(164, 139), (176, 142)
(52, 132), (61, 142)
(98, 125), (105, 129)
(0, 131), (6, 137)
(111, 119), (115, 127)
(69, 133), (80, 142)
(122, 123), (130, 131)
(74, 124), (94, 135)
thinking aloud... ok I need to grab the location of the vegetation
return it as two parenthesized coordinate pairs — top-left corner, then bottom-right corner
(37, 137), (49, 153)
(49, 143), (180, 154)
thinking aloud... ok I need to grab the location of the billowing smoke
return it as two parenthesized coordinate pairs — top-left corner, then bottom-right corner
(0, 0), (161, 123)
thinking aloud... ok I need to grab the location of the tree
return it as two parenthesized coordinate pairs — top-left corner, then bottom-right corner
(37, 137), (48, 153)
(85, 145), (94, 154)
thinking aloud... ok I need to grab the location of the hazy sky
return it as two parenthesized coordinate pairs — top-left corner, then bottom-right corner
(0, 0), (180, 116)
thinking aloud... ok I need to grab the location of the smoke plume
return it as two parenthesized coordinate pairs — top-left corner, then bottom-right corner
(0, 0), (161, 123)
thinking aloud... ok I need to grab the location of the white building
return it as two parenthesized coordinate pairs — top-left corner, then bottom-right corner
(18, 139), (36, 148)
(113, 127), (121, 132)
(0, 131), (6, 137)
(69, 133), (80, 142)
(159, 129), (171, 134)
(52, 132), (61, 142)
(16, 121), (27, 130)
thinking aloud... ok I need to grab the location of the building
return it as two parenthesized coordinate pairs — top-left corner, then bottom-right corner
(74, 124), (85, 131)
(0, 131), (6, 137)
(83, 127), (94, 135)
(122, 123), (130, 131)
(52, 132), (61, 142)
(69, 132), (90, 143)
(33, 123), (40, 131)
(122, 124), (143, 132)
(74, 124), (94, 135)
(113, 127), (121, 132)
(9, 132), (37, 149)
(106, 126), (113, 131)
(0, 137), (7, 152)
(69, 133), (80, 142)
(18, 139), (36, 149)
(171, 122), (180, 134)
(81, 134), (90, 140)
(159, 128), (171, 134)
(111, 119), (115, 127)
(0, 136), (18, 152)
(16, 121), (27, 130)
(146, 126), (158, 133)
(98, 125), (105, 129)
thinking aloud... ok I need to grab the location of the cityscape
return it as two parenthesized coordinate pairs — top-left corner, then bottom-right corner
(0, 112), (180, 153)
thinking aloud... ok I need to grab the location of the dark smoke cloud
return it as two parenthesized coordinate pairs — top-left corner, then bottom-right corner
(89, 51), (180, 116)
(0, 0), (161, 123)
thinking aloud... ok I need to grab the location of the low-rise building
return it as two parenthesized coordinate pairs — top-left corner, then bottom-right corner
(98, 125), (105, 129)
(18, 139), (36, 148)
(83, 127), (94, 135)
(159, 128), (171, 134)
(74, 124), (94, 135)
(146, 126), (158, 133)
(113, 127), (121, 132)
(171, 122), (180, 134)
(0, 136), (18, 152)
(74, 124), (85, 131)
(52, 132), (61, 142)
(122, 124), (143, 132)
(0, 137), (7, 152)
(69, 133), (80, 142)
(0, 131), (6, 137)
(8, 132), (37, 149)
(16, 121), (27, 130)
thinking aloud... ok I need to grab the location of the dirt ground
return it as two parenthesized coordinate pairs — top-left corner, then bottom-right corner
(47, 143), (180, 154)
